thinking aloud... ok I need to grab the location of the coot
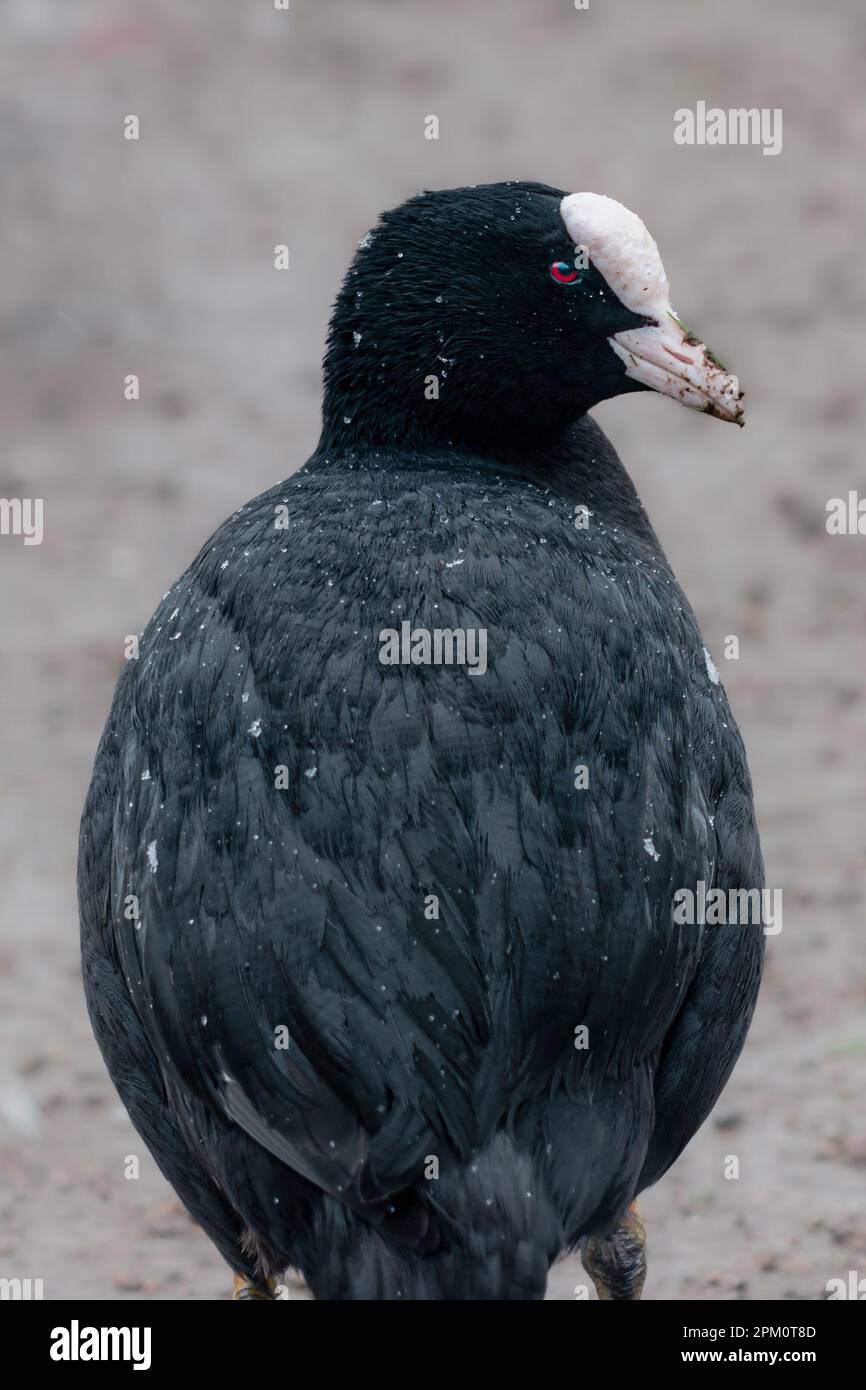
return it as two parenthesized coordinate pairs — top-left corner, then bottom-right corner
(79, 182), (763, 1300)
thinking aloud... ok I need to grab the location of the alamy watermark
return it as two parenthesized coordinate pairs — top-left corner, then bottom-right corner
(378, 620), (487, 676)
(49, 1322), (151, 1370)
(826, 491), (866, 535)
(674, 880), (782, 935)
(674, 102), (782, 157)
(826, 1270), (866, 1300)
(0, 497), (43, 546)
(0, 1277), (43, 1299)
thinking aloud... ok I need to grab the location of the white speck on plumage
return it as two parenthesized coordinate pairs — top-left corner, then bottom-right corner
(703, 647), (720, 685)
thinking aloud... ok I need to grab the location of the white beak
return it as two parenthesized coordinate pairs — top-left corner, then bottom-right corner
(610, 311), (745, 425)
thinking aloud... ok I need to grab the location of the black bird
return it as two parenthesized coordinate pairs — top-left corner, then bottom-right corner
(79, 182), (763, 1300)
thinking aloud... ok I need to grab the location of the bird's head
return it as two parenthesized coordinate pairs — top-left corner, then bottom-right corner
(321, 181), (743, 451)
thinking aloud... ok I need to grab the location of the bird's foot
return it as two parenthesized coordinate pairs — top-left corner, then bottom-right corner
(232, 1272), (277, 1301)
(581, 1201), (647, 1301)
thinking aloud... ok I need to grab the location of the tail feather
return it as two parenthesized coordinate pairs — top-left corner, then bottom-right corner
(301, 1133), (562, 1300)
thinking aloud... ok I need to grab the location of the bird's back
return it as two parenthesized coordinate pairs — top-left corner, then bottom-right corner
(79, 415), (762, 1298)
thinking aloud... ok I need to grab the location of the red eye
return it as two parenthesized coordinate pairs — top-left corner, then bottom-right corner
(550, 260), (579, 285)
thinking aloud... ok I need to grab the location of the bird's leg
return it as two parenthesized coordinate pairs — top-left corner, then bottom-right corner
(231, 1272), (277, 1300)
(581, 1202), (647, 1301)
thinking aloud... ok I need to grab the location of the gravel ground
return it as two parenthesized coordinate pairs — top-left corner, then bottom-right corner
(1, 0), (864, 1300)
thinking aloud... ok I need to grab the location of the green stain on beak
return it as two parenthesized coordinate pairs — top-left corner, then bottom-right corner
(667, 309), (730, 372)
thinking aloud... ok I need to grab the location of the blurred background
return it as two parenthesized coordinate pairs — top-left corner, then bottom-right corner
(1, 0), (864, 1300)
